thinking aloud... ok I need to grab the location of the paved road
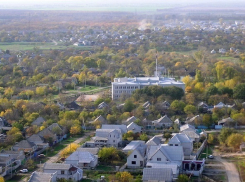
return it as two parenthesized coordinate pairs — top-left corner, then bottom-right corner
(46, 131), (93, 163)
(215, 156), (241, 182)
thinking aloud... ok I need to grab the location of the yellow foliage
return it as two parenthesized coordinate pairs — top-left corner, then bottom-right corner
(175, 62), (182, 67)
(215, 82), (224, 89)
(182, 75), (193, 86)
(224, 79), (237, 89)
(60, 143), (79, 158)
(185, 86), (192, 93)
(194, 82), (204, 93)
(40, 126), (45, 131)
(0, 176), (5, 182)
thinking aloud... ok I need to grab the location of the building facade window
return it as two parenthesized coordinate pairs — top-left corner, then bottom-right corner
(157, 158), (161, 161)
(134, 155), (137, 158)
(131, 161), (136, 164)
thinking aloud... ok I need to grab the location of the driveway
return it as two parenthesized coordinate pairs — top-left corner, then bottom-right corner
(215, 156), (241, 182)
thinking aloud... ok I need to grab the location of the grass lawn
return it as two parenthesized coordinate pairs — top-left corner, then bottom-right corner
(80, 85), (101, 92)
(198, 145), (213, 159)
(233, 157), (245, 182)
(6, 175), (26, 182)
(46, 144), (66, 157)
(0, 42), (93, 51)
(96, 165), (114, 172)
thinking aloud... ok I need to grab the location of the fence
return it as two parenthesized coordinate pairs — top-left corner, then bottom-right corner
(196, 139), (207, 158)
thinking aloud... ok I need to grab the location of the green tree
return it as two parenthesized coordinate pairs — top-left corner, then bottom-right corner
(177, 174), (189, 182)
(234, 83), (245, 100)
(98, 147), (121, 164)
(123, 100), (135, 112)
(207, 133), (214, 144)
(184, 104), (197, 115)
(139, 133), (149, 141)
(202, 114), (213, 127)
(115, 171), (133, 182)
(218, 128), (235, 144)
(170, 100), (186, 113)
(226, 133), (244, 150)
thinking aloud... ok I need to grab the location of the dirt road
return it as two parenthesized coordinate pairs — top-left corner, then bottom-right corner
(215, 156), (241, 182)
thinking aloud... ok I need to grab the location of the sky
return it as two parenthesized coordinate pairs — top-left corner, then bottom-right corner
(1, 0), (245, 10)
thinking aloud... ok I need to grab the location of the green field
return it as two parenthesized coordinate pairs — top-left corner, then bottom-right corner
(0, 42), (93, 51)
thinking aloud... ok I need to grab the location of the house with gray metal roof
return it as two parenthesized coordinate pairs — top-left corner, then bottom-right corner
(168, 133), (193, 156)
(127, 122), (142, 133)
(43, 163), (83, 181)
(12, 140), (37, 153)
(65, 151), (98, 169)
(142, 168), (173, 182)
(152, 115), (173, 129)
(93, 129), (122, 147)
(31, 117), (45, 126)
(28, 171), (57, 182)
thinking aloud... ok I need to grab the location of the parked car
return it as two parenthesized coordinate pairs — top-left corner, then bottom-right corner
(208, 155), (214, 159)
(38, 154), (45, 158)
(20, 169), (28, 173)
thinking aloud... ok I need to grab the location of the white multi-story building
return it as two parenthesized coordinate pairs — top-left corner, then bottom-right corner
(112, 77), (185, 100)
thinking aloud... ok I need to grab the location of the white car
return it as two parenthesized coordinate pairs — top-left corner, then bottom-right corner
(20, 169), (28, 173)
(208, 155), (214, 159)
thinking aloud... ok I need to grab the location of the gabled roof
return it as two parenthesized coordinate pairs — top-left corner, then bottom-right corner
(185, 115), (201, 124)
(126, 116), (137, 123)
(93, 115), (107, 124)
(123, 140), (145, 152)
(152, 115), (172, 124)
(38, 128), (56, 140)
(95, 129), (120, 138)
(146, 136), (162, 146)
(47, 123), (65, 134)
(142, 168), (173, 181)
(218, 117), (234, 125)
(14, 140), (36, 149)
(66, 151), (96, 163)
(148, 145), (184, 162)
(162, 101), (170, 107)
(180, 124), (195, 132)
(65, 101), (81, 110)
(198, 102), (208, 107)
(27, 134), (44, 143)
(182, 130), (200, 139)
(101, 124), (127, 134)
(169, 133), (193, 144)
(127, 122), (141, 131)
(76, 147), (99, 155)
(43, 163), (71, 170)
(142, 101), (151, 108)
(32, 117), (45, 126)
(98, 102), (109, 109)
(174, 118), (181, 125)
(28, 171), (55, 182)
(146, 162), (179, 175)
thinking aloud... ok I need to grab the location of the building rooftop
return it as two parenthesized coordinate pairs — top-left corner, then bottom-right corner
(142, 168), (173, 181)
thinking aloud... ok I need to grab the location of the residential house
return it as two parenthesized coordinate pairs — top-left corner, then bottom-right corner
(210, 49), (216, 54)
(32, 117), (45, 126)
(28, 171), (57, 182)
(27, 134), (48, 149)
(152, 115), (173, 129)
(182, 159), (205, 176)
(65, 151), (98, 169)
(43, 163), (83, 182)
(180, 124), (196, 132)
(181, 130), (200, 143)
(197, 102), (209, 113)
(168, 134), (193, 156)
(145, 163), (179, 178)
(127, 122), (142, 133)
(76, 147), (99, 155)
(146, 145), (184, 165)
(12, 140), (37, 153)
(142, 101), (151, 109)
(185, 115), (202, 125)
(146, 136), (162, 147)
(174, 118), (181, 126)
(142, 168), (173, 182)
(218, 117), (235, 127)
(101, 124), (127, 134)
(48, 123), (67, 142)
(65, 101), (81, 111)
(123, 141), (146, 168)
(214, 102), (226, 109)
(38, 128), (57, 145)
(98, 102), (109, 110)
(93, 129), (122, 147)
(0, 150), (25, 176)
(92, 115), (107, 125)
(0, 117), (12, 131)
(124, 116), (137, 125)
(161, 101), (171, 110)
